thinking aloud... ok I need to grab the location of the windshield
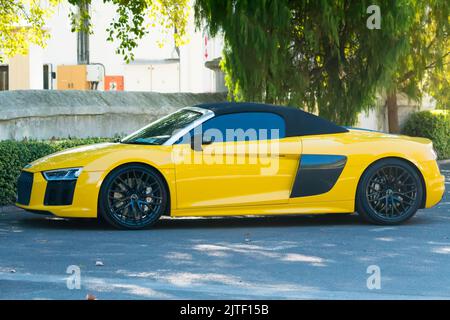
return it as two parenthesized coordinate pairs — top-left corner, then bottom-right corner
(121, 109), (203, 145)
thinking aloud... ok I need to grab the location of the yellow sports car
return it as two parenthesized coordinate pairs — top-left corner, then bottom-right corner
(16, 103), (445, 229)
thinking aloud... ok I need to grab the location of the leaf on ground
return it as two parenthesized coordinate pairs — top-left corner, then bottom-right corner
(86, 294), (97, 300)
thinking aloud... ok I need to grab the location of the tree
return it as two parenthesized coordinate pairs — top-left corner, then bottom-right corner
(195, 0), (419, 125)
(76, 0), (447, 125)
(384, 0), (449, 133)
(195, 1), (450, 126)
(2, 0), (447, 124)
(0, 0), (58, 62)
(427, 60), (450, 110)
(0, 0), (189, 63)
(197, 1), (294, 105)
(68, 0), (190, 62)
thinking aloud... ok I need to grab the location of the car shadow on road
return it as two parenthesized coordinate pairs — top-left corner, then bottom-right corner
(153, 212), (436, 229)
(13, 212), (359, 231)
(13, 210), (435, 231)
(155, 214), (363, 229)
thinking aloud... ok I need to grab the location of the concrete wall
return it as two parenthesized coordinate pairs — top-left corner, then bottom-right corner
(0, 90), (227, 140)
(0, 90), (436, 141)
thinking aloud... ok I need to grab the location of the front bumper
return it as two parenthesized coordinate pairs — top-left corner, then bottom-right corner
(15, 170), (104, 218)
(425, 174), (445, 208)
(420, 160), (446, 208)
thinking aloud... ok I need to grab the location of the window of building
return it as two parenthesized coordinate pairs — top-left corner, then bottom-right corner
(0, 65), (8, 91)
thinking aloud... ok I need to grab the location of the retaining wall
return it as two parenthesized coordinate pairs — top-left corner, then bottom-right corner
(0, 90), (227, 140)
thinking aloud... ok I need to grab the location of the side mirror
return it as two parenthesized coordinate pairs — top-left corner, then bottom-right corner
(191, 134), (214, 151)
(202, 135), (215, 145)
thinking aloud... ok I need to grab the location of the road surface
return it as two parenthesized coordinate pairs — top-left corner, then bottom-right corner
(0, 163), (449, 299)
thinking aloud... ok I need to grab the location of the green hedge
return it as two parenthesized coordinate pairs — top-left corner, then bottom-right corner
(0, 138), (113, 206)
(402, 110), (450, 160)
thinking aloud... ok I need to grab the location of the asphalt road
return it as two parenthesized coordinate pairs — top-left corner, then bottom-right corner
(0, 163), (449, 300)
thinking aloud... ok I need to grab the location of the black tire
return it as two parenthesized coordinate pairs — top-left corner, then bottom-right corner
(356, 158), (423, 225)
(99, 164), (168, 229)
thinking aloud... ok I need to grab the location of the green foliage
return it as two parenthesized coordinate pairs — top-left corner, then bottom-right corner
(195, 0), (417, 125)
(402, 111), (450, 160)
(426, 60), (450, 110)
(0, 0), (58, 62)
(195, 1), (449, 126)
(196, 0), (294, 104)
(0, 138), (113, 206)
(68, 0), (92, 34)
(104, 0), (149, 62)
(0, 141), (54, 206)
(1, 0), (190, 63)
(387, 0), (449, 106)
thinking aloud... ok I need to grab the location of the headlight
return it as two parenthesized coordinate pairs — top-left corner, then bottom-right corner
(431, 145), (438, 159)
(42, 168), (83, 181)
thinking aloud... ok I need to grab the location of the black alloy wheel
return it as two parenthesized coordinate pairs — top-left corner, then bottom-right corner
(357, 158), (423, 225)
(99, 164), (168, 229)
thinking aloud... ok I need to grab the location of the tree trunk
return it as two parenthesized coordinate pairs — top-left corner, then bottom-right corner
(386, 92), (400, 134)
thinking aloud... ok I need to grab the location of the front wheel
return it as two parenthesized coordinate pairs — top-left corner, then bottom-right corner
(356, 159), (423, 225)
(99, 164), (168, 229)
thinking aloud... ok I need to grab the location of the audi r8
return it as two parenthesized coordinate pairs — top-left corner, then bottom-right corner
(15, 103), (445, 229)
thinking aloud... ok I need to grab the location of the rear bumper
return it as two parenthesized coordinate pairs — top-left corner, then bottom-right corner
(15, 170), (103, 218)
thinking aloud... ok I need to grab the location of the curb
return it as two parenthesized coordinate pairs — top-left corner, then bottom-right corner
(0, 205), (19, 213)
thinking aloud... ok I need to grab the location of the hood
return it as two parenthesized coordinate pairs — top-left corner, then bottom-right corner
(26, 143), (124, 172)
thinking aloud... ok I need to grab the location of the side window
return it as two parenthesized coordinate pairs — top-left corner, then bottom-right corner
(199, 112), (286, 142)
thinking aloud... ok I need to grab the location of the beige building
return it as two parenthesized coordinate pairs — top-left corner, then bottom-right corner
(0, 0), (226, 93)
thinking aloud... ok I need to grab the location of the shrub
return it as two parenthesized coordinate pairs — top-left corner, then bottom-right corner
(402, 110), (450, 160)
(0, 138), (113, 205)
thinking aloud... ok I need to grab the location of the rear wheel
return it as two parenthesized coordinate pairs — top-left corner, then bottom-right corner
(99, 164), (168, 229)
(356, 159), (423, 225)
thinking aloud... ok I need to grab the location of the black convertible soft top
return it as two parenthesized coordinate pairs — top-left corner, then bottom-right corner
(195, 102), (348, 137)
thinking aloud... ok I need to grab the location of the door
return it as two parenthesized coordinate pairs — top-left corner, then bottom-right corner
(174, 112), (302, 209)
(57, 65), (88, 90)
(70, 65), (88, 90)
(57, 65), (72, 90)
(0, 65), (8, 91)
